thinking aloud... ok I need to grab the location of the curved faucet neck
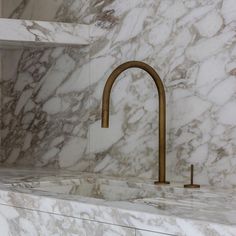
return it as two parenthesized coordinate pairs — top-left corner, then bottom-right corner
(101, 61), (169, 184)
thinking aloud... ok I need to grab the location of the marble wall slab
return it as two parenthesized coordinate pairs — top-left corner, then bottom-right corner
(0, 0), (236, 188)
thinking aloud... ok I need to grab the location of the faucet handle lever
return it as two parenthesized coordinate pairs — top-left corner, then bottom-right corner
(184, 165), (200, 189)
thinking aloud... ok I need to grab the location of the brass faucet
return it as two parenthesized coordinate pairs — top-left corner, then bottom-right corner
(101, 61), (169, 185)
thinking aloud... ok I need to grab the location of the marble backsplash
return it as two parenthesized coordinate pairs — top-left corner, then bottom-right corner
(0, 0), (236, 188)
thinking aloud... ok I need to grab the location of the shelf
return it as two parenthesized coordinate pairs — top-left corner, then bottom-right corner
(0, 18), (92, 48)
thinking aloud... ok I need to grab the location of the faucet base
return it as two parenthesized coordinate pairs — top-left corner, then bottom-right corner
(184, 184), (200, 188)
(154, 181), (170, 185)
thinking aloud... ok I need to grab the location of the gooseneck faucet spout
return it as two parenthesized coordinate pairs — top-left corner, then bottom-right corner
(101, 61), (169, 185)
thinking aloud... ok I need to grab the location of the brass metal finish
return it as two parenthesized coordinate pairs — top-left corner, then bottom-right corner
(101, 61), (169, 185)
(184, 165), (200, 188)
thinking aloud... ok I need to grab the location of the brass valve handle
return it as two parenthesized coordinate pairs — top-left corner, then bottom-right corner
(184, 165), (200, 188)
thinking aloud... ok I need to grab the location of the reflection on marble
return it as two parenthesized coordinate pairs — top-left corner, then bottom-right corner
(0, 168), (236, 236)
(1, 0), (236, 188)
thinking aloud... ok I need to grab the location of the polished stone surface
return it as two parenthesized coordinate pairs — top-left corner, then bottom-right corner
(0, 168), (235, 236)
(0, 204), (136, 236)
(1, 0), (235, 188)
(0, 18), (91, 48)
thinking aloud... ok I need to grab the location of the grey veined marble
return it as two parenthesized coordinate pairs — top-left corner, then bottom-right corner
(0, 0), (236, 188)
(0, 168), (236, 236)
(0, 18), (91, 48)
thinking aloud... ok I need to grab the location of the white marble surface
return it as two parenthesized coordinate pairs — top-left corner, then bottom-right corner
(0, 204), (135, 236)
(0, 0), (236, 188)
(1, 0), (90, 22)
(0, 168), (235, 236)
(136, 230), (171, 236)
(0, 18), (106, 48)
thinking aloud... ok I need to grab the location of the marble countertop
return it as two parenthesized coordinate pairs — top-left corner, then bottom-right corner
(0, 167), (235, 236)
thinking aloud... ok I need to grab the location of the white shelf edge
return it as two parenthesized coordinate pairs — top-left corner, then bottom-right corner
(0, 18), (93, 48)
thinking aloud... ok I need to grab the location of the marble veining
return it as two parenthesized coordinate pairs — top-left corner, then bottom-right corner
(1, 0), (91, 23)
(0, 18), (92, 48)
(0, 204), (136, 236)
(0, 0), (236, 188)
(0, 168), (235, 236)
